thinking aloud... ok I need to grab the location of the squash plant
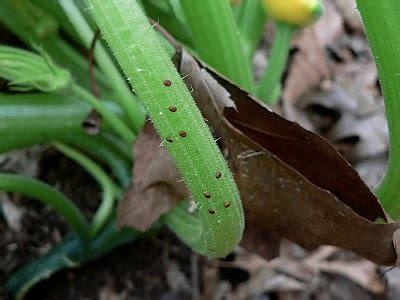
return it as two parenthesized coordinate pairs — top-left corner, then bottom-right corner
(85, 0), (245, 258)
(1, 0), (399, 298)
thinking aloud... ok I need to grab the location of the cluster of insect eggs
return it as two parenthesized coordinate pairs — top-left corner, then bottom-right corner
(163, 79), (231, 215)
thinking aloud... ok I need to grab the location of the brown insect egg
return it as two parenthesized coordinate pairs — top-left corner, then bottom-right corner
(204, 192), (211, 198)
(208, 208), (215, 214)
(215, 171), (222, 179)
(169, 106), (177, 112)
(163, 79), (172, 86)
(179, 131), (187, 137)
(224, 201), (231, 208)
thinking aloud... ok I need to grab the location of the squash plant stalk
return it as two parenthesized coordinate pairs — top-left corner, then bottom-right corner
(62, 132), (132, 188)
(162, 201), (204, 253)
(258, 0), (323, 104)
(357, 0), (400, 217)
(0, 92), (132, 188)
(256, 22), (295, 103)
(235, 0), (268, 61)
(179, 0), (254, 92)
(0, 44), (135, 143)
(59, 0), (145, 132)
(71, 83), (135, 143)
(53, 142), (121, 237)
(85, 0), (244, 258)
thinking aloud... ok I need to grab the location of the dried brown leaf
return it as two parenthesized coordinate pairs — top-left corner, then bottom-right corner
(233, 252), (309, 298)
(233, 247), (385, 298)
(117, 124), (188, 231)
(178, 49), (399, 265)
(299, 81), (388, 162)
(316, 260), (385, 294)
(283, 0), (343, 118)
(333, 0), (365, 33)
(117, 43), (399, 266)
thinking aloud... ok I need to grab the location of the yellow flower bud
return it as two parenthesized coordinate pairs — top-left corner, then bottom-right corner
(262, 0), (323, 27)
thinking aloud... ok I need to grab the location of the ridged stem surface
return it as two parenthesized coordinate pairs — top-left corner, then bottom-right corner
(85, 0), (244, 257)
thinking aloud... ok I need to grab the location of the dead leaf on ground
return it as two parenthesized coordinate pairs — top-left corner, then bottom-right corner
(355, 154), (387, 189)
(165, 260), (191, 295)
(233, 252), (310, 298)
(383, 267), (400, 300)
(316, 260), (385, 294)
(283, 0), (343, 121)
(333, 0), (365, 33)
(230, 246), (385, 299)
(299, 82), (387, 163)
(0, 192), (24, 232)
(297, 60), (388, 188)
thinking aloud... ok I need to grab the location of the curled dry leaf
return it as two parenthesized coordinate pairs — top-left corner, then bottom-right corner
(117, 44), (400, 265)
(178, 48), (399, 266)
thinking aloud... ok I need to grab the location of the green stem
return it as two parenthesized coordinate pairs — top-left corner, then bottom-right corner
(30, 0), (80, 42)
(179, 0), (254, 91)
(142, 0), (194, 49)
(235, 0), (268, 60)
(0, 94), (86, 153)
(162, 201), (205, 254)
(53, 142), (120, 236)
(62, 132), (132, 188)
(0, 92), (131, 187)
(0, 173), (90, 246)
(357, 0), (400, 217)
(101, 132), (133, 163)
(85, 0), (244, 258)
(48, 37), (111, 90)
(59, 0), (145, 132)
(256, 22), (295, 103)
(0, 92), (126, 153)
(71, 83), (135, 143)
